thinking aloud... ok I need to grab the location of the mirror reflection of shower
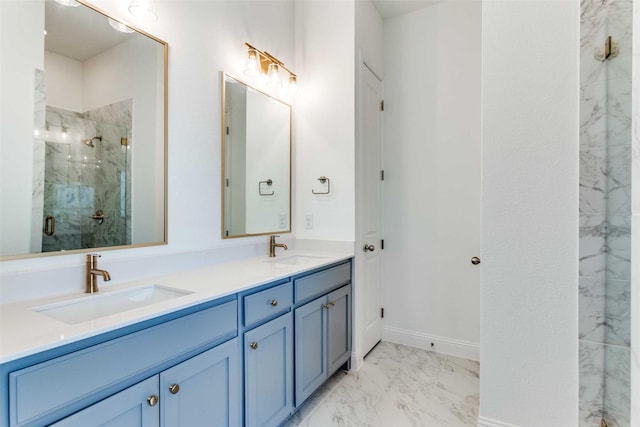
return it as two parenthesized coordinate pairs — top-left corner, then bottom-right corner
(82, 136), (102, 148)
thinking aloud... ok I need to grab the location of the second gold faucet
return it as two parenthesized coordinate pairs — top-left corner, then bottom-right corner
(269, 235), (288, 257)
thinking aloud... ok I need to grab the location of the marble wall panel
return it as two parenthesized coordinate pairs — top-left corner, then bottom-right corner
(607, 145), (633, 214)
(580, 147), (608, 213)
(606, 214), (632, 280)
(605, 279), (631, 346)
(581, 11), (633, 85)
(604, 345), (631, 419)
(581, 0), (633, 20)
(581, 80), (608, 149)
(580, 214), (608, 278)
(580, 341), (606, 409)
(580, 277), (607, 343)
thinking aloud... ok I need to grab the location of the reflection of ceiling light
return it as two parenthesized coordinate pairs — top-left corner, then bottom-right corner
(128, 0), (158, 22)
(108, 18), (135, 33)
(43, 29), (47, 36)
(54, 0), (81, 7)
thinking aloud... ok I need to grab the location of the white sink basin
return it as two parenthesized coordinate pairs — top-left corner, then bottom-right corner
(34, 285), (193, 325)
(265, 255), (327, 266)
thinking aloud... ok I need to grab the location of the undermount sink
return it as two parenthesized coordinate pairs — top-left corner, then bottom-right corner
(265, 255), (327, 266)
(34, 285), (193, 325)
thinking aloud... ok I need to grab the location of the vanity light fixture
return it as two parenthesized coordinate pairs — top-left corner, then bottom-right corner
(128, 0), (158, 22)
(108, 18), (135, 34)
(54, 0), (81, 7)
(243, 42), (298, 93)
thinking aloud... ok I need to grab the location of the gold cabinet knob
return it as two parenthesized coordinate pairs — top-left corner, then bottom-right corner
(147, 395), (159, 406)
(270, 299), (278, 306)
(324, 301), (335, 309)
(250, 342), (258, 350)
(169, 384), (180, 394)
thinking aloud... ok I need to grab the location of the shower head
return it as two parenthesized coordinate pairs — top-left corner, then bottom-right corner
(82, 136), (102, 147)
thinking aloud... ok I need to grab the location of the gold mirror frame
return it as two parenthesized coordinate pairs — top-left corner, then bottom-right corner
(0, 0), (168, 260)
(221, 71), (292, 239)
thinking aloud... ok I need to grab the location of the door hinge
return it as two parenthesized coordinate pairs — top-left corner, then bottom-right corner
(380, 170), (385, 181)
(380, 100), (384, 111)
(381, 239), (384, 250)
(225, 178), (230, 187)
(226, 126), (230, 135)
(381, 307), (384, 319)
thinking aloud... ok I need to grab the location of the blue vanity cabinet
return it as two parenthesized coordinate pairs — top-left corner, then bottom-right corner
(50, 338), (241, 427)
(6, 298), (240, 427)
(50, 376), (160, 427)
(295, 284), (351, 406)
(241, 280), (295, 427)
(159, 337), (241, 427)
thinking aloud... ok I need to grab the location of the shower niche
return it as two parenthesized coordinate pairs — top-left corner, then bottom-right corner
(40, 100), (132, 252)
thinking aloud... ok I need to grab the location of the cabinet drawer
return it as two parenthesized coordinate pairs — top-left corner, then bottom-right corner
(294, 262), (351, 304)
(9, 300), (237, 427)
(243, 282), (292, 328)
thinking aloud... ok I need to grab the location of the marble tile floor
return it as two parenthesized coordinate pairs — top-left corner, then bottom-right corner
(283, 341), (480, 427)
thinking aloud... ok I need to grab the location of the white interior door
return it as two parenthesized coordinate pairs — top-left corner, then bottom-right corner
(360, 64), (383, 357)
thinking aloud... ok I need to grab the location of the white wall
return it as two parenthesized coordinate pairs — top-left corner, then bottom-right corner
(355, 0), (383, 77)
(0, 0), (297, 299)
(44, 51), (83, 112)
(479, 1), (579, 426)
(380, 1), (481, 359)
(0, 1), (43, 257)
(294, 0), (355, 242)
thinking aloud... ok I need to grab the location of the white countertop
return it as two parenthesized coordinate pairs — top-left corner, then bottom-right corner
(0, 249), (353, 364)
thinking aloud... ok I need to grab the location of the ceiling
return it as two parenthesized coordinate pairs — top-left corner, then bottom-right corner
(45, 0), (137, 62)
(371, 0), (440, 19)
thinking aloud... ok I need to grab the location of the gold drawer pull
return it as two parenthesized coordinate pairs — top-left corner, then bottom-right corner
(324, 301), (336, 309)
(270, 299), (278, 307)
(147, 395), (159, 406)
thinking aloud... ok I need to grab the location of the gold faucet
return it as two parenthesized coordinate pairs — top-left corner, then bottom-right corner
(269, 235), (288, 258)
(86, 254), (111, 293)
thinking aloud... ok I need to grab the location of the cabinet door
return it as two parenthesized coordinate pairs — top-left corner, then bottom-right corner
(161, 338), (241, 427)
(244, 312), (294, 427)
(50, 376), (159, 427)
(327, 284), (352, 374)
(294, 295), (328, 406)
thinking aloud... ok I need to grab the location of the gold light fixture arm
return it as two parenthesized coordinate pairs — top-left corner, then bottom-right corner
(244, 42), (297, 80)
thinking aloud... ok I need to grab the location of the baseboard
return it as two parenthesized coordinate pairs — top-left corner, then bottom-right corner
(477, 416), (520, 427)
(382, 326), (480, 361)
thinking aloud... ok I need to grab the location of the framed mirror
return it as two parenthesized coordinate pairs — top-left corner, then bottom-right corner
(221, 72), (291, 239)
(0, 0), (167, 259)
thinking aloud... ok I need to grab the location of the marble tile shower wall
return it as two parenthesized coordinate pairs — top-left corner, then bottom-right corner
(579, 0), (633, 426)
(41, 101), (132, 252)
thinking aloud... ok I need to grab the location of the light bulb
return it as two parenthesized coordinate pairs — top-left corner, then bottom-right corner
(288, 75), (298, 95)
(267, 63), (281, 87)
(54, 0), (80, 7)
(128, 0), (158, 22)
(108, 18), (135, 33)
(244, 49), (260, 77)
